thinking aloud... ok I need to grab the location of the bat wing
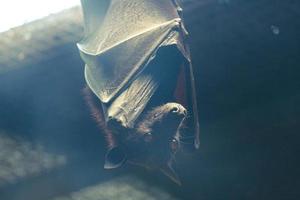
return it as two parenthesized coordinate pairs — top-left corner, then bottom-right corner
(78, 0), (188, 103)
(77, 0), (200, 148)
(175, 62), (200, 149)
(79, 0), (111, 38)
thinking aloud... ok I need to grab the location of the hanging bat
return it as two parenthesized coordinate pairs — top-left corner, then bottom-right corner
(77, 0), (200, 185)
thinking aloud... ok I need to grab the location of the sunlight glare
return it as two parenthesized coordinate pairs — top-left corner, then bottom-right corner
(0, 0), (80, 33)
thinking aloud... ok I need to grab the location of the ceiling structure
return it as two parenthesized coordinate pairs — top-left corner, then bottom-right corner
(0, 7), (83, 73)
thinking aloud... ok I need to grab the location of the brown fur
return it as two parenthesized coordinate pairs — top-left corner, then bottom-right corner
(83, 86), (186, 169)
(82, 86), (116, 149)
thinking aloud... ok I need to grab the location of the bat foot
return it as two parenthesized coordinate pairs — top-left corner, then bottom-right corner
(169, 103), (187, 117)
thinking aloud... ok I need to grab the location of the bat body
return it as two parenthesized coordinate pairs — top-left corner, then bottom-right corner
(78, 0), (200, 184)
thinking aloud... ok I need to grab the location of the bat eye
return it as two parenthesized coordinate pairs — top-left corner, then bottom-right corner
(170, 138), (179, 152)
(144, 132), (153, 142)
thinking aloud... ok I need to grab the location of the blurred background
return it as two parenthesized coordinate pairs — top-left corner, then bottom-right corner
(0, 0), (299, 199)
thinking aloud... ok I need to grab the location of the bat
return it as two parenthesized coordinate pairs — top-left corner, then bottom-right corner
(77, 0), (200, 185)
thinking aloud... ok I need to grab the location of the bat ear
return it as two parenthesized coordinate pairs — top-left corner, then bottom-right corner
(160, 163), (182, 185)
(104, 146), (127, 169)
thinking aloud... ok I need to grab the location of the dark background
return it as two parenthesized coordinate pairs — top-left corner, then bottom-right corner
(0, 0), (299, 199)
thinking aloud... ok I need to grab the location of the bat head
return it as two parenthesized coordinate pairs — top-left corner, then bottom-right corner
(104, 102), (186, 185)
